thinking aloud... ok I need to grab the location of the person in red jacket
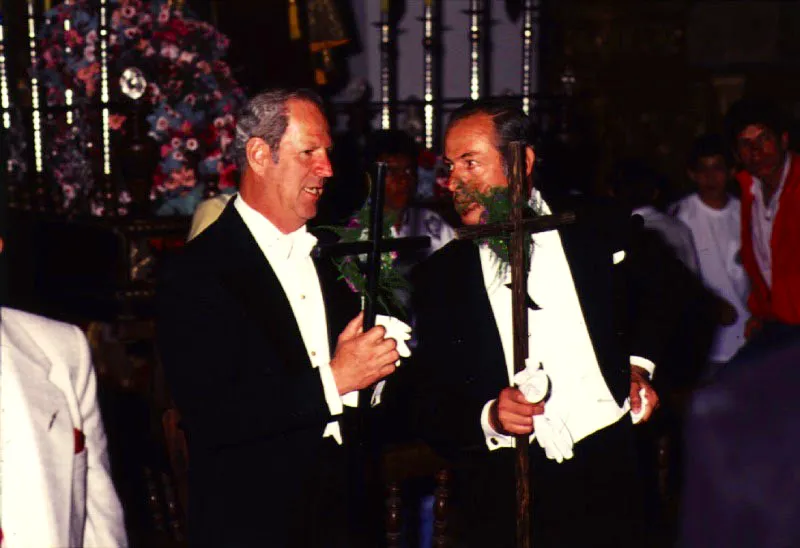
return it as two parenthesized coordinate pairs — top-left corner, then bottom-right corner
(723, 98), (800, 364)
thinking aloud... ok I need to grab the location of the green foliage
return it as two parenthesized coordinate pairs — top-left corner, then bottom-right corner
(321, 202), (410, 319)
(458, 184), (538, 274)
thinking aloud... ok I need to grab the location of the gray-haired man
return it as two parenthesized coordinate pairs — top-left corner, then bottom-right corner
(157, 89), (400, 547)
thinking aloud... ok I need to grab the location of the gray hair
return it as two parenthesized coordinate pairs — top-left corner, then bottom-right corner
(233, 88), (324, 171)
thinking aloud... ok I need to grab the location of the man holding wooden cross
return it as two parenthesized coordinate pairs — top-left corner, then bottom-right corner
(157, 89), (408, 547)
(407, 99), (659, 547)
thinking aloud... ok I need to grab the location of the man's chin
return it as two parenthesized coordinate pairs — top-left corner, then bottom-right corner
(459, 206), (486, 226)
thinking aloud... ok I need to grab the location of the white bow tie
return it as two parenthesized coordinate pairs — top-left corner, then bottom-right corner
(287, 231), (318, 261)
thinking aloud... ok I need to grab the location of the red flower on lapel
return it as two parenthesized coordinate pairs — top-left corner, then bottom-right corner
(74, 428), (86, 454)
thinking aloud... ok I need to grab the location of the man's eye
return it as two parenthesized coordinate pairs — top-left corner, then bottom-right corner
(466, 160), (477, 169)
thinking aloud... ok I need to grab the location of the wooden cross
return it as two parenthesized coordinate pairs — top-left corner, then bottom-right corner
(455, 141), (577, 548)
(313, 161), (431, 329)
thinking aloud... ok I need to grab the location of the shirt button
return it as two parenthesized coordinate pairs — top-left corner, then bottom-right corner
(311, 351), (316, 357)
(300, 294), (306, 300)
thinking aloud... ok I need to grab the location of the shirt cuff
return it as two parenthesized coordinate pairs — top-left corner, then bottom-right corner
(318, 362), (344, 416)
(630, 356), (655, 379)
(480, 399), (515, 451)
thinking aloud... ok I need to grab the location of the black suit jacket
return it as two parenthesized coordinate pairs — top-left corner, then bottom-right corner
(407, 210), (645, 454)
(156, 200), (363, 547)
(403, 210), (657, 546)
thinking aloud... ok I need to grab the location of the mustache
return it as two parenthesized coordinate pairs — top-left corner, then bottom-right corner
(451, 179), (483, 214)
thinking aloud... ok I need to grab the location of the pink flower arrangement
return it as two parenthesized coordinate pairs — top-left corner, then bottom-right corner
(33, 0), (245, 215)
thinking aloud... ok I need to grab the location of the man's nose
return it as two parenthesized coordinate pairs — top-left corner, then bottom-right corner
(446, 170), (459, 192)
(315, 151), (333, 178)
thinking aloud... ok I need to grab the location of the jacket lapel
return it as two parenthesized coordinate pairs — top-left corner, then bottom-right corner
(1, 314), (73, 546)
(215, 204), (312, 372)
(443, 242), (508, 389)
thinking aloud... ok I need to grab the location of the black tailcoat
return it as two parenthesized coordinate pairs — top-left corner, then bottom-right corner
(404, 211), (652, 547)
(157, 200), (364, 547)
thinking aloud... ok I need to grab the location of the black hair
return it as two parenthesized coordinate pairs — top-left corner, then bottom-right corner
(687, 133), (731, 171)
(367, 129), (419, 165)
(446, 98), (533, 173)
(609, 158), (666, 208)
(723, 98), (787, 149)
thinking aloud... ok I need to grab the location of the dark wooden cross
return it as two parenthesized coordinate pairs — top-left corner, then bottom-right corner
(313, 161), (431, 329)
(455, 141), (577, 548)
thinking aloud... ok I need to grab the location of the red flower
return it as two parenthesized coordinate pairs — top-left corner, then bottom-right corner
(219, 161), (238, 189)
(170, 18), (191, 37)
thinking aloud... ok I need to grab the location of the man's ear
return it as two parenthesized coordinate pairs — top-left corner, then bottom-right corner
(687, 168), (698, 184)
(781, 131), (790, 150)
(246, 137), (274, 176)
(525, 146), (536, 177)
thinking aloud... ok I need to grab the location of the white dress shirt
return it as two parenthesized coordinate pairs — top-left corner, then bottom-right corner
(395, 207), (455, 256)
(234, 196), (356, 444)
(750, 155), (790, 289)
(479, 200), (653, 452)
(674, 193), (749, 362)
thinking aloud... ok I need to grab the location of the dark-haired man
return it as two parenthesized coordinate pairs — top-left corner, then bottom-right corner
(724, 98), (800, 357)
(671, 134), (749, 368)
(369, 129), (454, 260)
(157, 89), (403, 547)
(406, 99), (659, 547)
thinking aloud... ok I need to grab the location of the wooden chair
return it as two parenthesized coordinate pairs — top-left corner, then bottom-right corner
(161, 406), (190, 522)
(382, 441), (452, 547)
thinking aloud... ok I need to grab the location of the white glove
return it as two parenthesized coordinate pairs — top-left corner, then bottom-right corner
(375, 314), (412, 366)
(370, 315), (412, 408)
(631, 387), (649, 424)
(513, 360), (549, 404)
(533, 413), (574, 463)
(513, 360), (574, 464)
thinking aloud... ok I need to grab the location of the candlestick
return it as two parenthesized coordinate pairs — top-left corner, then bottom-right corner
(469, 0), (482, 101)
(0, 15), (10, 129)
(64, 18), (73, 124)
(379, 6), (391, 129)
(27, 0), (43, 173)
(521, 0), (534, 115)
(99, 0), (111, 175)
(423, 0), (435, 150)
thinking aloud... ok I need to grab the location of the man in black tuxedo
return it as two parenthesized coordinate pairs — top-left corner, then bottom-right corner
(157, 89), (400, 547)
(407, 99), (660, 547)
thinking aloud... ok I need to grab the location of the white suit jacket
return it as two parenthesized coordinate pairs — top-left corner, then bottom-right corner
(0, 308), (127, 547)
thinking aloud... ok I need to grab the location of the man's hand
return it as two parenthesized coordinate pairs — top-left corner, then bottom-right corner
(630, 365), (659, 424)
(330, 312), (399, 395)
(490, 387), (545, 435)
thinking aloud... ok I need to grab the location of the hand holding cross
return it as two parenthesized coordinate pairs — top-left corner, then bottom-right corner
(455, 141), (577, 548)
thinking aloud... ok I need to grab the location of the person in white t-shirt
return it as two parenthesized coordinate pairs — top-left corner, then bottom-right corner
(671, 134), (750, 368)
(368, 130), (455, 260)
